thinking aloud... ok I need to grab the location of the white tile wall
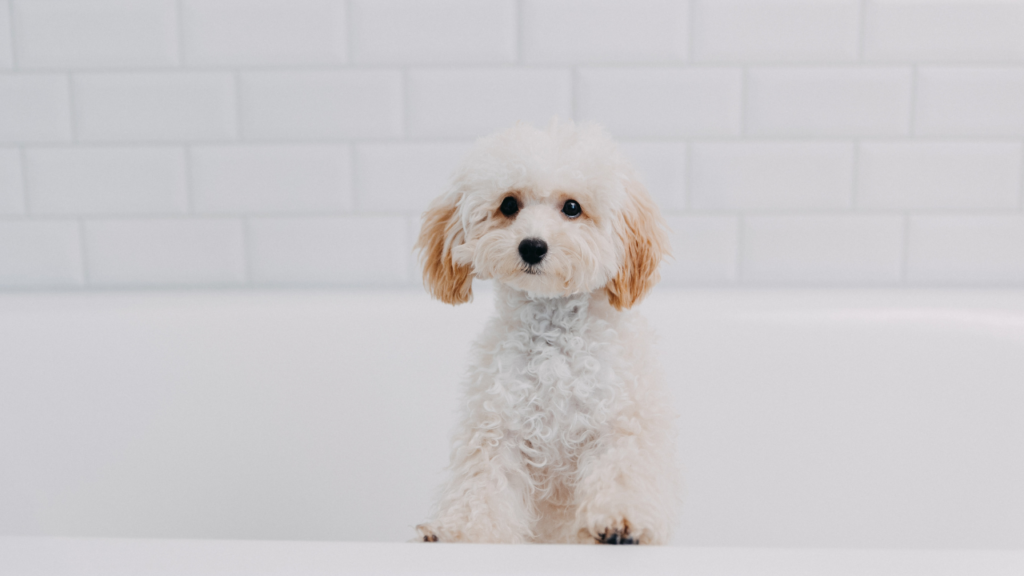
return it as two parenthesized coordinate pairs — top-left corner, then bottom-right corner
(74, 73), (236, 142)
(354, 142), (471, 214)
(915, 67), (1024, 136)
(181, 0), (347, 66)
(908, 215), (1024, 284)
(742, 215), (905, 284)
(864, 0), (1024, 62)
(692, 0), (860, 63)
(13, 0), (179, 69)
(351, 0), (515, 64)
(0, 148), (24, 214)
(0, 220), (82, 287)
(248, 217), (409, 285)
(84, 219), (246, 286)
(190, 145), (352, 214)
(0, 75), (71, 142)
(661, 215), (738, 284)
(857, 142), (1022, 210)
(577, 68), (742, 137)
(690, 142), (853, 211)
(407, 69), (571, 138)
(521, 0), (688, 64)
(0, 1), (13, 69)
(745, 68), (911, 136)
(240, 71), (402, 140)
(2, 1), (1024, 289)
(25, 147), (188, 215)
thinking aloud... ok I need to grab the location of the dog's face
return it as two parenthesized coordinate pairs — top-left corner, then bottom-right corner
(417, 121), (669, 310)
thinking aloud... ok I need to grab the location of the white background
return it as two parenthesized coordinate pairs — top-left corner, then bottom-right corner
(2, 0), (1024, 289)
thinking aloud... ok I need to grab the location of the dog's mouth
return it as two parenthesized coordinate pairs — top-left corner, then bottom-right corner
(522, 264), (541, 275)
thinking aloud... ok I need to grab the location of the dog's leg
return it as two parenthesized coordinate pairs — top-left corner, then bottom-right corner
(418, 438), (534, 543)
(573, 422), (677, 545)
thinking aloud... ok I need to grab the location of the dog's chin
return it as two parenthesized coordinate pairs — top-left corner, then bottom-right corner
(498, 267), (583, 298)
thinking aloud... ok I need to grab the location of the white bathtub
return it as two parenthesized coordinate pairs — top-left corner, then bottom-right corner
(1, 288), (1022, 556)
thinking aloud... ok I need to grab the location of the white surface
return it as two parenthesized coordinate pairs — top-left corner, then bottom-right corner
(3, 538), (1023, 576)
(1, 289), (1022, 548)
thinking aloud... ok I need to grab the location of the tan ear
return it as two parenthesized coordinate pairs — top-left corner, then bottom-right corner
(605, 183), (670, 311)
(415, 195), (473, 305)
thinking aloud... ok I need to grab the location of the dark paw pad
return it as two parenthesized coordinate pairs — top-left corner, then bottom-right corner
(422, 534), (438, 542)
(597, 529), (636, 545)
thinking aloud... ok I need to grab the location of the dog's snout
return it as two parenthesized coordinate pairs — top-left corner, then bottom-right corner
(518, 238), (548, 265)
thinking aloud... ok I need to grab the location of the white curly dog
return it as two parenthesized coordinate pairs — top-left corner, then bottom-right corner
(415, 120), (678, 545)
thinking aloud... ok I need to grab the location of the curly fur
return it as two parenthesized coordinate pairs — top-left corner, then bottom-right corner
(415, 120), (678, 544)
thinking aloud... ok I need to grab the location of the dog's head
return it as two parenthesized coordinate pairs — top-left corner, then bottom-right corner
(416, 120), (670, 310)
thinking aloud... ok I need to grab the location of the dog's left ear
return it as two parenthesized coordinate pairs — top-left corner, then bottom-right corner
(605, 178), (670, 311)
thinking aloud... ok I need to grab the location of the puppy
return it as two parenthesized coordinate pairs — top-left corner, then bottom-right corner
(414, 120), (678, 544)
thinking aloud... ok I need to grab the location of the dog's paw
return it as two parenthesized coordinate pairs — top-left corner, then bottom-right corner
(416, 524), (440, 543)
(596, 520), (638, 545)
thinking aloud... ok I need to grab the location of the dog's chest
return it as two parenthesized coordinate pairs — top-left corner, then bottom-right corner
(492, 294), (623, 459)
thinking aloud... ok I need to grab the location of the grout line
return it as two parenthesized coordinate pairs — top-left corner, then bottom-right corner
(739, 66), (748, 136)
(348, 143), (358, 213)
(734, 215), (745, 284)
(681, 142), (691, 210)
(686, 0), (696, 62)
(850, 139), (860, 210)
(241, 217), (253, 286)
(6, 0), (16, 69)
(908, 64), (918, 136)
(1018, 139), (1024, 211)
(344, 0), (354, 64)
(571, 66), (579, 121)
(515, 0), (523, 64)
(174, 0), (186, 66)
(17, 145), (29, 214)
(66, 73), (77, 142)
(77, 218), (90, 286)
(182, 145), (194, 214)
(232, 70), (243, 139)
(400, 67), (410, 137)
(900, 212), (910, 285)
(858, 0), (868, 61)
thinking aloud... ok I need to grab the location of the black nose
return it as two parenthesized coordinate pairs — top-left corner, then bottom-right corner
(518, 238), (548, 265)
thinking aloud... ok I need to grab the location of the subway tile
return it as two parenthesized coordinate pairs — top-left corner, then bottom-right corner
(241, 70), (402, 140)
(865, 0), (1024, 62)
(0, 1), (12, 68)
(857, 142), (1022, 210)
(0, 74), (72, 142)
(13, 0), (179, 68)
(521, 0), (687, 63)
(908, 215), (1024, 284)
(746, 67), (911, 136)
(74, 73), (236, 142)
(181, 0), (347, 66)
(190, 145), (352, 214)
(406, 69), (571, 138)
(690, 142), (853, 211)
(25, 147), (187, 215)
(351, 0), (514, 64)
(692, 0), (860, 62)
(354, 142), (472, 214)
(660, 215), (738, 285)
(577, 68), (742, 138)
(742, 215), (904, 284)
(84, 219), (246, 286)
(0, 148), (23, 214)
(0, 220), (82, 286)
(618, 142), (687, 211)
(248, 216), (409, 285)
(915, 67), (1024, 136)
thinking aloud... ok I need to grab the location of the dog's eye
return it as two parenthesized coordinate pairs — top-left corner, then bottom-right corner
(562, 199), (582, 219)
(500, 196), (519, 217)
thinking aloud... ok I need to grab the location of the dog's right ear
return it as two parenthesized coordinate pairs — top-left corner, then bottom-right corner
(415, 193), (473, 305)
